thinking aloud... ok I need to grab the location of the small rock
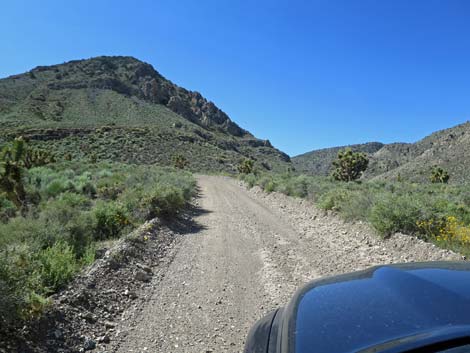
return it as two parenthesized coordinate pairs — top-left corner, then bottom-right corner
(137, 263), (153, 274)
(98, 334), (111, 344)
(135, 270), (152, 282)
(53, 329), (63, 339)
(104, 321), (116, 329)
(83, 337), (96, 351)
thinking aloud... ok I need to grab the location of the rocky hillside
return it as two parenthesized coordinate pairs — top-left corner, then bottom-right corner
(292, 142), (384, 175)
(293, 121), (470, 183)
(369, 122), (470, 183)
(0, 56), (290, 172)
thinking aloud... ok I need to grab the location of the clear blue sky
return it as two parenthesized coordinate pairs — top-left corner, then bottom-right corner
(2, 0), (470, 156)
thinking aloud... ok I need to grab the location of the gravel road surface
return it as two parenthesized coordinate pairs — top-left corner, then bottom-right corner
(111, 175), (460, 353)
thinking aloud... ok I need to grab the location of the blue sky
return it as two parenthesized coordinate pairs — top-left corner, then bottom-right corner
(2, 0), (470, 156)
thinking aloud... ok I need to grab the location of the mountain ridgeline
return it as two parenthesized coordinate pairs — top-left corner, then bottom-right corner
(293, 121), (470, 184)
(0, 56), (290, 172)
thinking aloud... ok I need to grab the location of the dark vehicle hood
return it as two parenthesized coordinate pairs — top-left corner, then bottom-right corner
(279, 262), (470, 353)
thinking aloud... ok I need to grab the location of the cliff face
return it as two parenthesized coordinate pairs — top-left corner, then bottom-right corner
(0, 56), (248, 137)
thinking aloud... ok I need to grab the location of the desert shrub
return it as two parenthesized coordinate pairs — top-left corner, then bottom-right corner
(92, 201), (131, 240)
(242, 174), (257, 188)
(97, 185), (122, 200)
(264, 180), (276, 193)
(257, 176), (273, 190)
(0, 216), (62, 251)
(23, 292), (49, 319)
(339, 190), (375, 221)
(37, 241), (78, 292)
(0, 257), (24, 323)
(80, 244), (96, 266)
(41, 192), (91, 223)
(270, 175), (309, 198)
(369, 194), (423, 237)
(318, 188), (352, 211)
(141, 186), (186, 219)
(44, 177), (76, 198)
(416, 215), (470, 258)
(0, 195), (16, 222)
(64, 212), (95, 257)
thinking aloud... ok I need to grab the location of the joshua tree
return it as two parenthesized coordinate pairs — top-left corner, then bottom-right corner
(238, 159), (254, 174)
(430, 167), (450, 184)
(0, 137), (56, 208)
(24, 148), (55, 169)
(332, 148), (369, 182)
(173, 154), (189, 169)
(0, 138), (27, 207)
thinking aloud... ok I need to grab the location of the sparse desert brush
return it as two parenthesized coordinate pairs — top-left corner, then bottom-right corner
(93, 201), (131, 240)
(0, 160), (196, 321)
(369, 194), (423, 237)
(37, 241), (79, 292)
(318, 188), (352, 211)
(417, 216), (470, 246)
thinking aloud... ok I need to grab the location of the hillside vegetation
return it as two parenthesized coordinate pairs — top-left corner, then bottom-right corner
(293, 121), (470, 184)
(0, 138), (196, 324)
(0, 56), (290, 173)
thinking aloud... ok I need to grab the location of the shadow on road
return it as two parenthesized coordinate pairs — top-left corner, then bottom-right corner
(162, 203), (211, 236)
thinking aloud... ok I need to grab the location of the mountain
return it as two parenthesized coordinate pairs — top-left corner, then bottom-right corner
(0, 56), (290, 172)
(293, 122), (470, 184)
(292, 142), (384, 176)
(368, 122), (470, 183)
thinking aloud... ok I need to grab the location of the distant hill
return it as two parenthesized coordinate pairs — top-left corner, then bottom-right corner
(292, 142), (384, 176)
(293, 122), (470, 184)
(0, 56), (290, 172)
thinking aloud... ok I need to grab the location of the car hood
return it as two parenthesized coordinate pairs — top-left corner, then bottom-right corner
(279, 261), (470, 353)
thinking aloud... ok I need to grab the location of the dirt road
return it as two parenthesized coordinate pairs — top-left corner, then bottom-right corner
(111, 176), (459, 353)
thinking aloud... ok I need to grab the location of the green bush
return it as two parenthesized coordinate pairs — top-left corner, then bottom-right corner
(0, 195), (16, 222)
(369, 195), (423, 237)
(264, 180), (276, 193)
(318, 188), (352, 211)
(0, 257), (24, 323)
(44, 177), (76, 198)
(93, 201), (131, 240)
(242, 174), (257, 188)
(37, 241), (78, 292)
(141, 186), (186, 219)
(339, 191), (375, 221)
